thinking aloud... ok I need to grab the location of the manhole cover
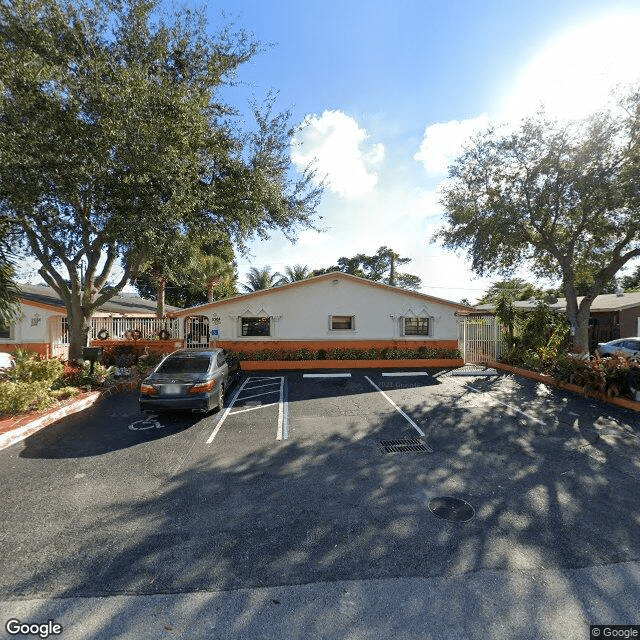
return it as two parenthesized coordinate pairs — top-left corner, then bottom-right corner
(379, 438), (430, 453)
(428, 497), (475, 522)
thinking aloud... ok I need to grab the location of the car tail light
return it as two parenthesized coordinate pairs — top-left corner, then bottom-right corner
(140, 383), (158, 396)
(189, 379), (216, 394)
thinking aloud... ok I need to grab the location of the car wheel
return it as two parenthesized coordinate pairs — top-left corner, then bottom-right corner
(215, 383), (224, 411)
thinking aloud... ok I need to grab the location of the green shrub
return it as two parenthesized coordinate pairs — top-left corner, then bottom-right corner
(50, 386), (81, 400)
(19, 358), (63, 383)
(227, 346), (461, 362)
(9, 351), (63, 384)
(101, 344), (144, 367)
(0, 381), (54, 413)
(136, 350), (167, 374)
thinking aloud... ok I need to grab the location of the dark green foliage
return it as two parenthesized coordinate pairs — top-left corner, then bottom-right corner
(436, 93), (640, 354)
(311, 246), (422, 290)
(228, 347), (461, 361)
(0, 0), (322, 358)
(101, 344), (145, 367)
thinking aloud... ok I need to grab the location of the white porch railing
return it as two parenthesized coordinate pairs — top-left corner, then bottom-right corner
(90, 317), (181, 340)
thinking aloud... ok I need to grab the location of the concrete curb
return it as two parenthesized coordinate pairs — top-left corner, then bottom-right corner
(0, 380), (141, 452)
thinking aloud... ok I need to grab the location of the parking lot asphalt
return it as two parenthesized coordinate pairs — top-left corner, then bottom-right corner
(0, 368), (639, 639)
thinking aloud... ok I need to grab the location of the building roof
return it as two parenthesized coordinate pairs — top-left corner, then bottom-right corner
(475, 291), (640, 314)
(169, 271), (474, 317)
(17, 283), (181, 315)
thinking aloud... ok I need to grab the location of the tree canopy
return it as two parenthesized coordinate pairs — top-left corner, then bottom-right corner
(476, 279), (546, 305)
(0, 0), (322, 358)
(312, 246), (422, 290)
(436, 90), (640, 353)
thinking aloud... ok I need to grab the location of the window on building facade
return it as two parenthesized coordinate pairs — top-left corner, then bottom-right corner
(0, 322), (11, 339)
(331, 315), (354, 330)
(241, 317), (271, 336)
(404, 317), (430, 336)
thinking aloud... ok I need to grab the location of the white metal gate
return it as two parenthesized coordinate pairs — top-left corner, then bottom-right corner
(49, 316), (69, 359)
(185, 316), (210, 349)
(458, 316), (505, 363)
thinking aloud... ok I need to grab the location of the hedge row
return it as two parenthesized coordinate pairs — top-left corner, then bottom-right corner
(229, 346), (461, 362)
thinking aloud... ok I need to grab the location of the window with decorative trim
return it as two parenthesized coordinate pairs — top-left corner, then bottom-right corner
(330, 315), (355, 330)
(241, 317), (271, 336)
(403, 317), (430, 336)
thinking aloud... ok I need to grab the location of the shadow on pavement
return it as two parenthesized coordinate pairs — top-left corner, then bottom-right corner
(0, 372), (638, 638)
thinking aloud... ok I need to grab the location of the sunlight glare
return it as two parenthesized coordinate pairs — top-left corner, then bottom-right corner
(503, 14), (640, 122)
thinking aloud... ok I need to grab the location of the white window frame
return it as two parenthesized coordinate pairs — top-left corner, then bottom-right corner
(401, 316), (432, 337)
(329, 315), (356, 332)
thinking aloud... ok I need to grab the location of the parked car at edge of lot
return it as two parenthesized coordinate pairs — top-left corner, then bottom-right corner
(139, 348), (241, 414)
(596, 338), (640, 358)
(0, 352), (15, 377)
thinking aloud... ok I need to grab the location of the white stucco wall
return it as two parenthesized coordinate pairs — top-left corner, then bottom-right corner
(195, 277), (460, 341)
(0, 302), (62, 346)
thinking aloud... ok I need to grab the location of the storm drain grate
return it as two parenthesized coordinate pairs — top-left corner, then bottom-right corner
(379, 438), (430, 453)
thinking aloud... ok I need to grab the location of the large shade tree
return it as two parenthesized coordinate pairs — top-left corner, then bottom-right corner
(0, 0), (322, 359)
(436, 91), (640, 354)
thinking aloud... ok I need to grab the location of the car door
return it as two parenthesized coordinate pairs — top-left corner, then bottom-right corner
(626, 339), (640, 356)
(216, 351), (228, 385)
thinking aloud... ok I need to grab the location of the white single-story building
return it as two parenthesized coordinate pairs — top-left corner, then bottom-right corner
(1, 274), (474, 359)
(169, 271), (471, 353)
(0, 284), (180, 359)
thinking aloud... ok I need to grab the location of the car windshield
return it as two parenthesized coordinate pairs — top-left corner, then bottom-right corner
(157, 355), (211, 374)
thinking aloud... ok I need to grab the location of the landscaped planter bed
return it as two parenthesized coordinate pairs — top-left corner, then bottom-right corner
(488, 360), (640, 413)
(241, 358), (464, 371)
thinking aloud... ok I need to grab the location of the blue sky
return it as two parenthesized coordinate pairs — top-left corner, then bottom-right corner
(15, 0), (640, 302)
(208, 0), (640, 303)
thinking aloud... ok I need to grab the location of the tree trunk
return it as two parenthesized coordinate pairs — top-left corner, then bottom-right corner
(207, 277), (220, 303)
(67, 299), (91, 362)
(156, 277), (167, 319)
(563, 279), (592, 356)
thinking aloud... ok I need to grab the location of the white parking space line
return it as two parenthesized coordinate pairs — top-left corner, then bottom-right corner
(276, 376), (289, 441)
(242, 381), (282, 391)
(236, 389), (281, 402)
(381, 372), (430, 377)
(206, 378), (250, 444)
(229, 402), (278, 415)
(364, 375), (429, 442)
(303, 373), (352, 378)
(207, 376), (288, 444)
(454, 380), (546, 426)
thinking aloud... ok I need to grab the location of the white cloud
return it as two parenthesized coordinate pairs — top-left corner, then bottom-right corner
(413, 114), (490, 177)
(291, 110), (384, 199)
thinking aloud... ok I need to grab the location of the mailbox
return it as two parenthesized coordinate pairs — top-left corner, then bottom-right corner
(82, 347), (103, 374)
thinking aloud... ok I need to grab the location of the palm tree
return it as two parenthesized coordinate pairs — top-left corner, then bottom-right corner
(0, 261), (20, 326)
(276, 264), (311, 284)
(242, 266), (281, 292)
(197, 254), (235, 303)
